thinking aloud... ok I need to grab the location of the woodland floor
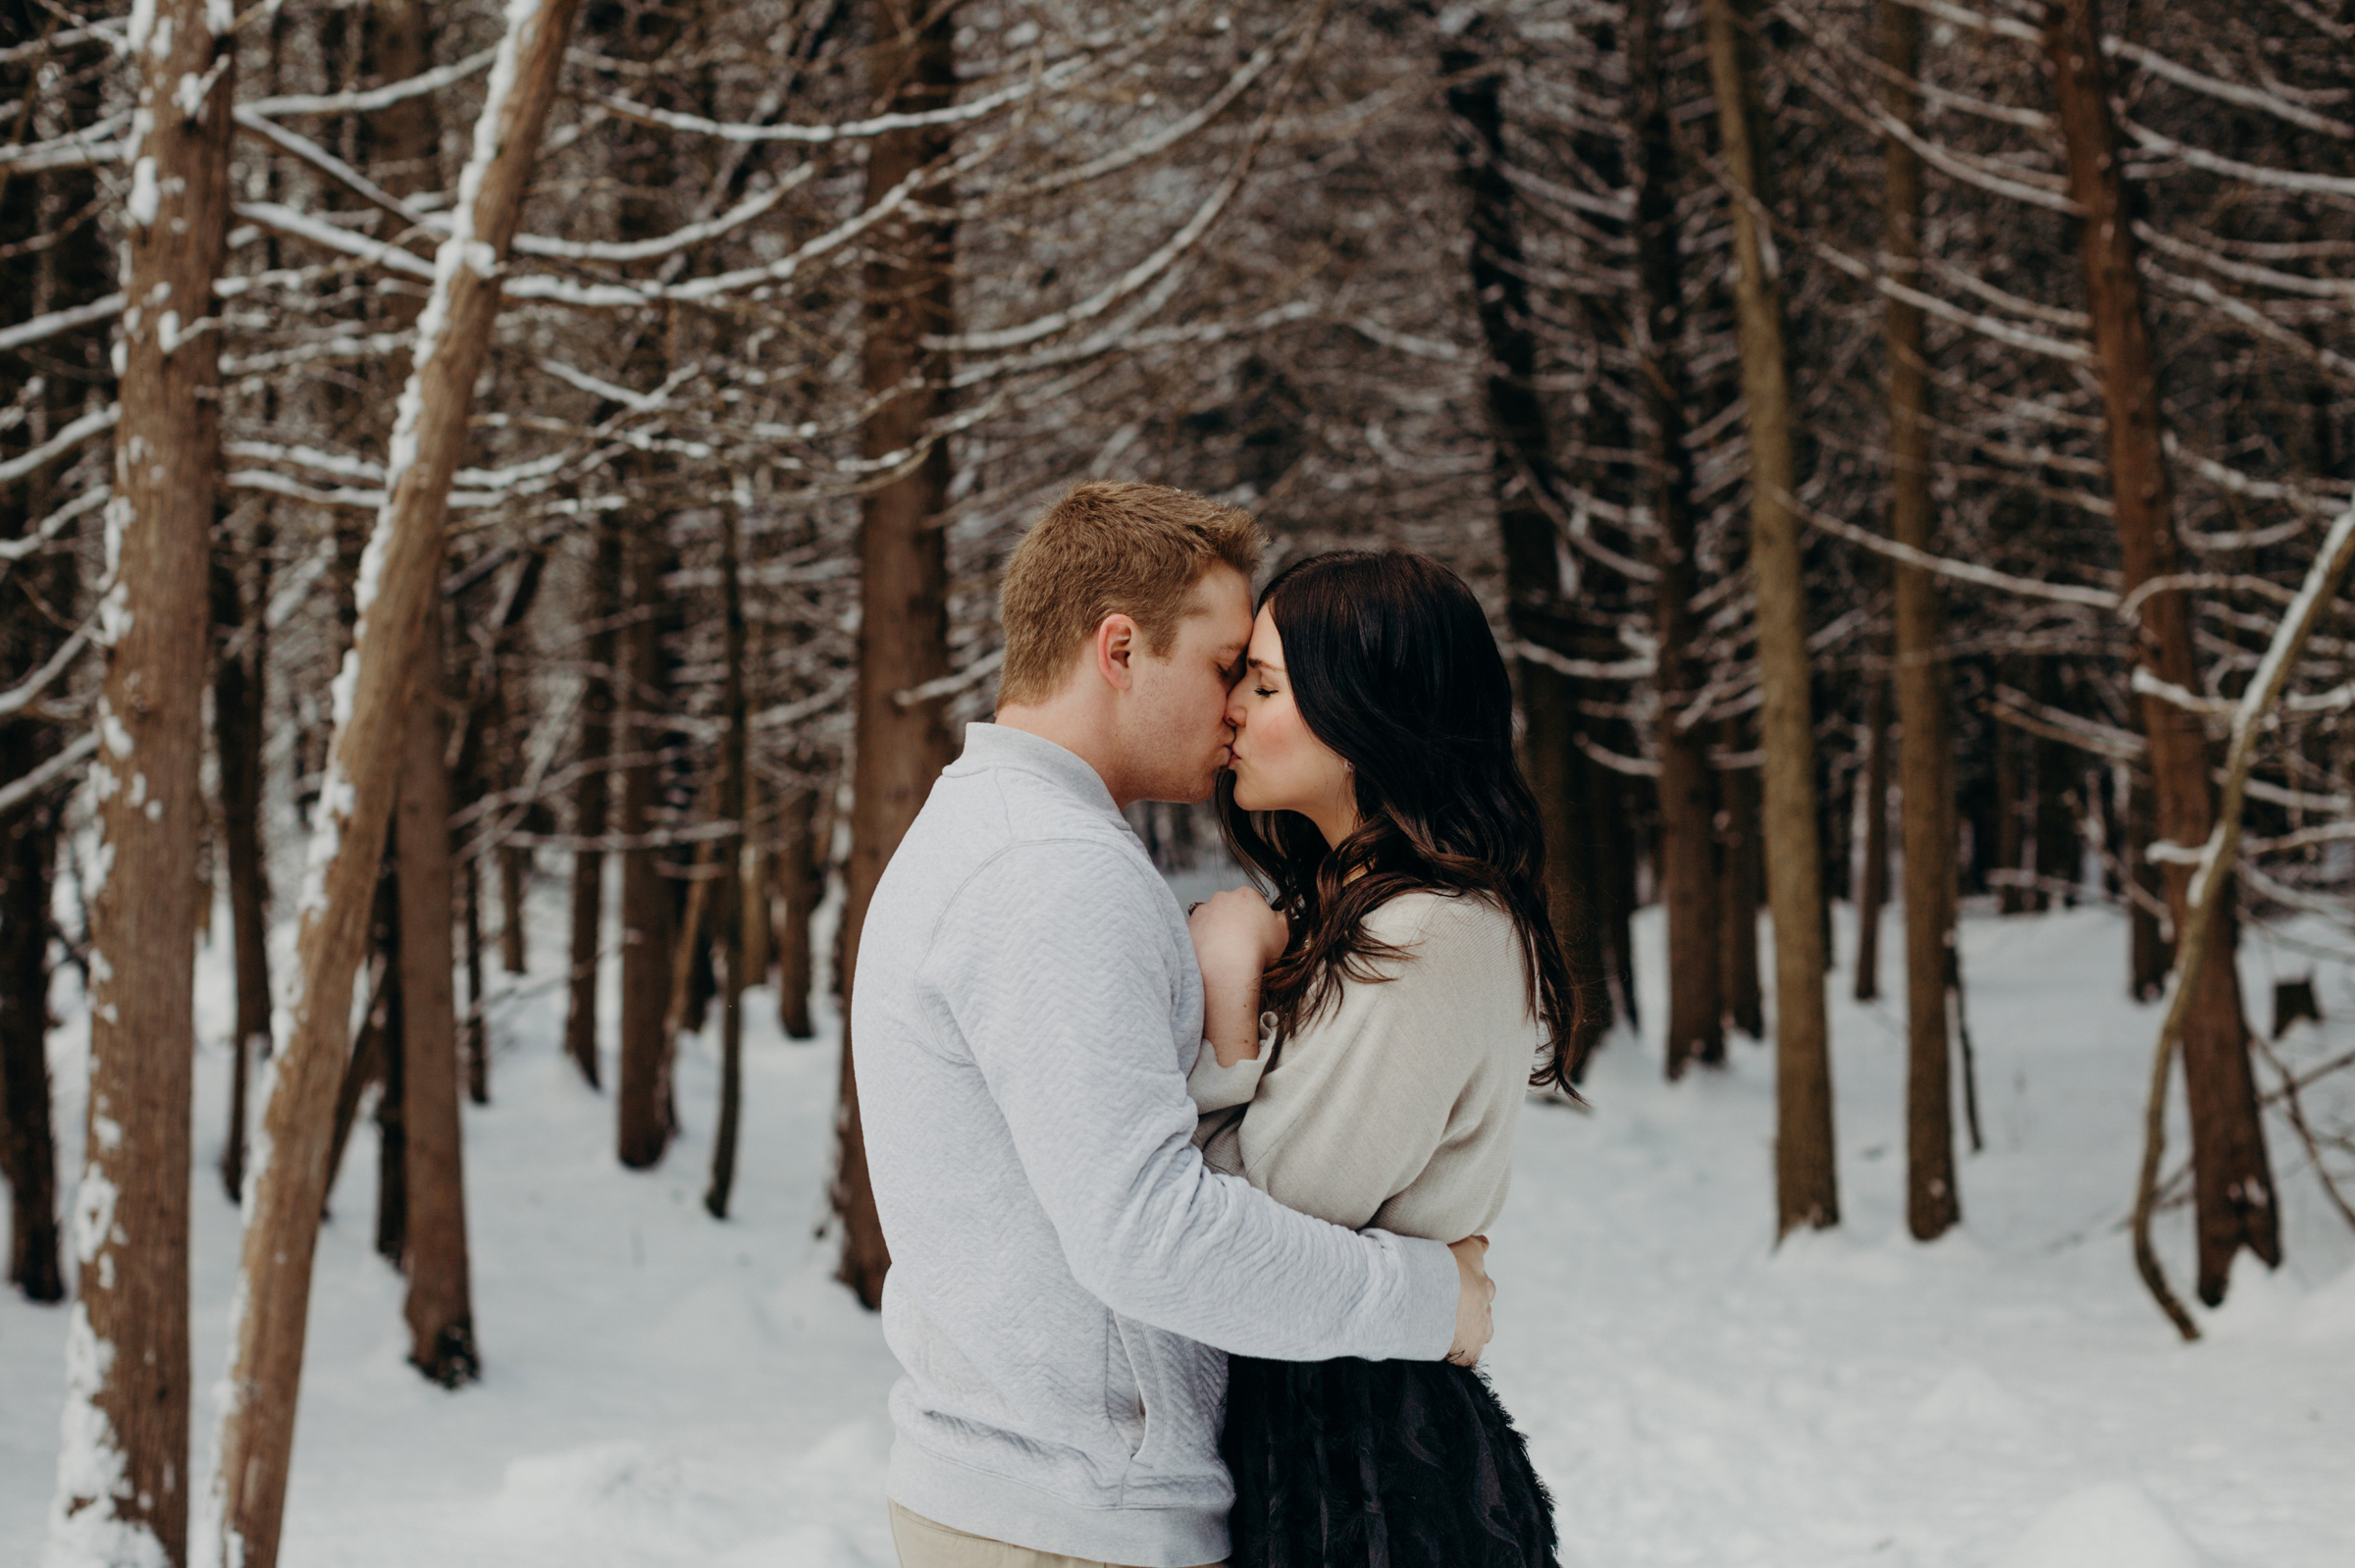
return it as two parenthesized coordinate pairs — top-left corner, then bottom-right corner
(5, 872), (2354, 1567)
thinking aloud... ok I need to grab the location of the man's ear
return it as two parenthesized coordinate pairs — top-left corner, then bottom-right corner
(1094, 613), (1139, 692)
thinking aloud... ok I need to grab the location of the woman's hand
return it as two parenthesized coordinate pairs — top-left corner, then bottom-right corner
(1189, 888), (1288, 1069)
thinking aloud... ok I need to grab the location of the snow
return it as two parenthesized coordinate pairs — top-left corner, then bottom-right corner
(1992, 1484), (2202, 1568)
(5, 880), (2354, 1566)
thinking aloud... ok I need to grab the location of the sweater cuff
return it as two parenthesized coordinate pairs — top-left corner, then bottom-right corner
(1185, 1042), (1266, 1113)
(1387, 1232), (1463, 1361)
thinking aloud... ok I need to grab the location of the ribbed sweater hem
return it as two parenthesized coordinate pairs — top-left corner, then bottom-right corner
(886, 1435), (1229, 1568)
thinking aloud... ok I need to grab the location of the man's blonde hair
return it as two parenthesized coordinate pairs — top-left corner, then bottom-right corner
(997, 482), (1266, 707)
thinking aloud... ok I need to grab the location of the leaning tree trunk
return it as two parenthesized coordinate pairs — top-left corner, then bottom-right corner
(1436, 4), (1612, 1072)
(564, 515), (621, 1088)
(1627, 0), (1721, 1077)
(1703, 0), (1836, 1233)
(206, 4), (583, 1561)
(835, 0), (960, 1309)
(1879, 0), (1961, 1242)
(49, 4), (234, 1559)
(0, 751), (63, 1304)
(2046, 0), (2276, 1305)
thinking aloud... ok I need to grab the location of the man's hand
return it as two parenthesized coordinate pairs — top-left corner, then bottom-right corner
(1446, 1235), (1494, 1366)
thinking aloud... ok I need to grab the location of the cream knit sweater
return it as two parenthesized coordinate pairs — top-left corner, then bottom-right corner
(1189, 889), (1544, 1242)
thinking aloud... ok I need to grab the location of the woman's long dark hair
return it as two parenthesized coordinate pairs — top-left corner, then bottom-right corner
(1215, 550), (1592, 1091)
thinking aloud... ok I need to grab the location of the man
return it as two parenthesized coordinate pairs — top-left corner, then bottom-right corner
(855, 482), (1494, 1568)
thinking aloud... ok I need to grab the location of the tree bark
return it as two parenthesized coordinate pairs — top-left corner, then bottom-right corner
(836, 0), (959, 1308)
(1854, 672), (1890, 1004)
(50, 3), (235, 1557)
(616, 515), (676, 1170)
(1703, 0), (1836, 1233)
(373, 866), (407, 1266)
(706, 499), (750, 1219)
(2045, 0), (2276, 1305)
(1879, 0), (1962, 1241)
(2125, 769), (2171, 1000)
(0, 762), (62, 1303)
(396, 617), (477, 1386)
(1994, 679), (2026, 914)
(1717, 734), (1765, 1040)
(212, 516), (273, 1204)
(775, 784), (820, 1040)
(1627, 0), (1721, 1077)
(208, 3), (582, 1559)
(563, 515), (621, 1088)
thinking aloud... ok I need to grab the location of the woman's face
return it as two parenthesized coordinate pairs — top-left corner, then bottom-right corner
(1224, 607), (1357, 847)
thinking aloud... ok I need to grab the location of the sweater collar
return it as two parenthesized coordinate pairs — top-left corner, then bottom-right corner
(951, 721), (1125, 824)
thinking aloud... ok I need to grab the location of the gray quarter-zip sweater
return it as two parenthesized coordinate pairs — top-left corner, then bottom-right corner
(856, 723), (1459, 1567)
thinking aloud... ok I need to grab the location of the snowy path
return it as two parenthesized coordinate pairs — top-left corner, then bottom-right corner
(5, 893), (2353, 1566)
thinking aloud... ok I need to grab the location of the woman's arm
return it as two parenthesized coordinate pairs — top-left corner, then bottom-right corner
(1187, 887), (1288, 1069)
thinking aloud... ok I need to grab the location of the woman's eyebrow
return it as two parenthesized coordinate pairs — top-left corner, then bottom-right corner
(1247, 656), (1285, 674)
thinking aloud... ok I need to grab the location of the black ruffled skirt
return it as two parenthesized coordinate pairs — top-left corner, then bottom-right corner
(1221, 1355), (1559, 1568)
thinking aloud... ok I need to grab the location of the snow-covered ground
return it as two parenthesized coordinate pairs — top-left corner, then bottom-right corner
(5, 878), (2353, 1566)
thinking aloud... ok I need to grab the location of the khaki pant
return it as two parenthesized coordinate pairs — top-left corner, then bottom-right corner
(887, 1500), (1225, 1568)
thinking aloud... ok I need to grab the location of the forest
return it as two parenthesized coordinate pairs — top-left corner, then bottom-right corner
(3, 0), (2353, 1563)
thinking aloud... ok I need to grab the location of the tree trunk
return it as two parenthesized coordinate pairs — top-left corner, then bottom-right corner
(1626, 0), (1721, 1077)
(775, 784), (820, 1040)
(1436, 3), (1611, 1072)
(1703, 0), (1836, 1234)
(2045, 0), (2276, 1305)
(1994, 678), (2026, 914)
(396, 617), (477, 1386)
(2126, 769), (2171, 1000)
(617, 515), (676, 1170)
(563, 515), (621, 1088)
(0, 769), (62, 1303)
(462, 853), (489, 1103)
(1718, 733), (1765, 1040)
(1854, 672), (1890, 1004)
(207, 3), (582, 1558)
(836, 0), (960, 1308)
(1879, 0), (1962, 1240)
(373, 867), (408, 1266)
(212, 515), (273, 1204)
(2033, 662), (2077, 906)
(706, 500), (750, 1219)
(51, 4), (235, 1557)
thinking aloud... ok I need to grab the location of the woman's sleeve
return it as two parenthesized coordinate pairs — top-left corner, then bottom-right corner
(1236, 905), (1478, 1231)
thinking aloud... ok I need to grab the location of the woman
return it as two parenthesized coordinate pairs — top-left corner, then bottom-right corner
(1184, 549), (1585, 1568)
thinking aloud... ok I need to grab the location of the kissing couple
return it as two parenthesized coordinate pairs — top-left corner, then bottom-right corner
(857, 482), (1581, 1568)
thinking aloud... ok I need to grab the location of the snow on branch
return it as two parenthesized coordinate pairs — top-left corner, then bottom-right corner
(929, 14), (1320, 355)
(2107, 38), (2355, 141)
(233, 108), (439, 229)
(243, 47), (499, 118)
(0, 295), (127, 355)
(1788, 489), (2119, 609)
(590, 46), (1101, 144)
(0, 624), (90, 719)
(505, 168), (810, 262)
(0, 728), (98, 821)
(0, 404), (119, 488)
(232, 201), (436, 278)
(2122, 119), (2355, 201)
